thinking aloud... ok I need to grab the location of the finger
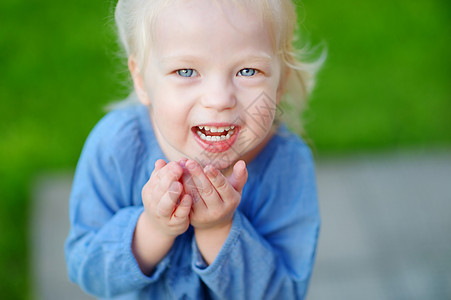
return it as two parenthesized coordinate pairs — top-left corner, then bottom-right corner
(157, 181), (182, 217)
(146, 159), (167, 191)
(156, 161), (184, 191)
(151, 162), (183, 205)
(181, 166), (203, 205)
(186, 160), (220, 208)
(178, 158), (192, 197)
(155, 159), (167, 171)
(141, 161), (166, 203)
(204, 165), (237, 203)
(151, 159), (167, 177)
(228, 160), (248, 193)
(171, 194), (192, 223)
(177, 158), (188, 168)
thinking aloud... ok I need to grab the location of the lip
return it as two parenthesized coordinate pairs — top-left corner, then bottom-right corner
(192, 123), (240, 153)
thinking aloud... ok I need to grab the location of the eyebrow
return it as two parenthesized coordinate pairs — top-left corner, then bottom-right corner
(159, 53), (273, 65)
(159, 55), (199, 65)
(242, 55), (273, 64)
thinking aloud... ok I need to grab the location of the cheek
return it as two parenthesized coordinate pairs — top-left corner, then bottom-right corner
(243, 89), (278, 126)
(148, 86), (182, 116)
(150, 96), (192, 139)
(152, 103), (184, 127)
(237, 93), (277, 156)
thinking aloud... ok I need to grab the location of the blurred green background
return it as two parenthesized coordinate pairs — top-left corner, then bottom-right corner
(0, 0), (449, 298)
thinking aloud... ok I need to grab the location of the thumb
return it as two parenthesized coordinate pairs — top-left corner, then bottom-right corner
(228, 160), (248, 193)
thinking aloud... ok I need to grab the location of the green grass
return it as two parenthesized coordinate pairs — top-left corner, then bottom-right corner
(300, 0), (451, 153)
(0, 0), (450, 298)
(0, 0), (127, 298)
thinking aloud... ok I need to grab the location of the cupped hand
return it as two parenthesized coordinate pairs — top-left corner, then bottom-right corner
(181, 159), (248, 230)
(141, 159), (193, 237)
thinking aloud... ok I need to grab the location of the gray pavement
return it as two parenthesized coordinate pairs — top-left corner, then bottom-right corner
(309, 150), (451, 300)
(31, 149), (451, 299)
(31, 173), (95, 300)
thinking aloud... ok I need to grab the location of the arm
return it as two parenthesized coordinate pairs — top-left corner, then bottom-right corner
(185, 147), (320, 299)
(64, 116), (191, 297)
(65, 158), (193, 297)
(183, 160), (247, 265)
(133, 159), (192, 275)
(194, 209), (319, 300)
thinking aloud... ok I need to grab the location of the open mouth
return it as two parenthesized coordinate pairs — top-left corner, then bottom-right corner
(192, 124), (239, 152)
(195, 125), (235, 141)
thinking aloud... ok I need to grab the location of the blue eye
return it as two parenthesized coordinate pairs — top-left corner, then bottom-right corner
(238, 68), (257, 77)
(176, 69), (197, 77)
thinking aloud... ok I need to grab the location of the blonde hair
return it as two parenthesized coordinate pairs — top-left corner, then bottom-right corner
(114, 0), (324, 134)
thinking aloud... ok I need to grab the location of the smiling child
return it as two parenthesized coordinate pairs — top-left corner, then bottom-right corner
(65, 0), (321, 299)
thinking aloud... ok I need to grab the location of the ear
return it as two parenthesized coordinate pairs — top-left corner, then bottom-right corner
(276, 66), (291, 104)
(128, 56), (151, 106)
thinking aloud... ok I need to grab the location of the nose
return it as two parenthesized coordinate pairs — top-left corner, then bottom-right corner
(200, 75), (237, 111)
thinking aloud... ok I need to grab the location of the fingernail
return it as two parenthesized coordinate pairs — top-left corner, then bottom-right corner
(235, 160), (246, 173)
(178, 158), (187, 167)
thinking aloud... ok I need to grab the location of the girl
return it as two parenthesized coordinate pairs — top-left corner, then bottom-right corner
(65, 0), (321, 299)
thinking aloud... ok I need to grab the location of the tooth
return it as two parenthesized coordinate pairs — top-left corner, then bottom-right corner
(221, 135), (226, 140)
(201, 133), (207, 140)
(217, 128), (224, 133)
(204, 126), (210, 131)
(206, 136), (212, 141)
(229, 130), (234, 136)
(199, 126), (204, 130)
(231, 126), (235, 130)
(197, 130), (202, 136)
(225, 126), (230, 131)
(210, 127), (218, 133)
(226, 133), (231, 139)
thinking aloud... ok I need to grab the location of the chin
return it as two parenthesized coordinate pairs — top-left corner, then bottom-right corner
(193, 152), (238, 171)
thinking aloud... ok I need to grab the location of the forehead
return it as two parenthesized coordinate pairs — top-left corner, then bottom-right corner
(151, 0), (275, 58)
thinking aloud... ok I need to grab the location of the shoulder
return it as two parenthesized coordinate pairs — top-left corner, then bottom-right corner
(88, 105), (145, 145)
(273, 126), (313, 163)
(79, 104), (157, 172)
(73, 104), (158, 206)
(245, 124), (317, 205)
(250, 125), (315, 179)
(241, 124), (319, 228)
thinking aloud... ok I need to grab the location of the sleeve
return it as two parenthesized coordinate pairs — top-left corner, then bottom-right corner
(64, 114), (170, 297)
(191, 143), (320, 300)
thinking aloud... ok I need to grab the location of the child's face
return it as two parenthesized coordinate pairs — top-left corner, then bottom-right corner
(132, 0), (285, 170)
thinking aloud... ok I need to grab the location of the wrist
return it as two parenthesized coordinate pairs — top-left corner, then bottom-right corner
(133, 212), (176, 275)
(141, 211), (177, 242)
(194, 219), (232, 235)
(194, 220), (233, 265)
